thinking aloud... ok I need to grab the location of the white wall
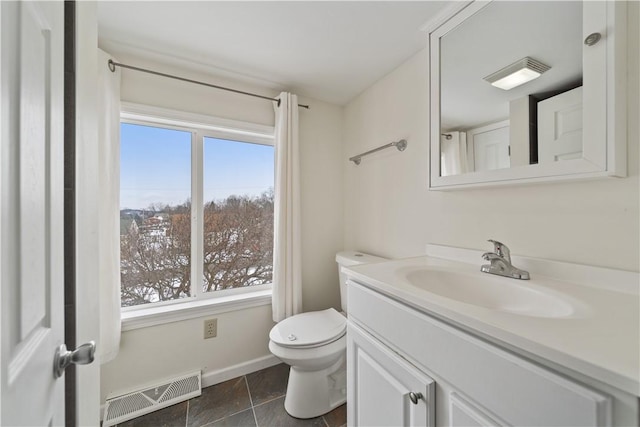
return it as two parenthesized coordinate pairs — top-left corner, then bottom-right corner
(99, 51), (344, 402)
(100, 305), (275, 400)
(298, 95), (345, 312)
(344, 5), (639, 273)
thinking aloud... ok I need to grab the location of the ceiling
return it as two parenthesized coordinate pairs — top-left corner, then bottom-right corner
(97, 1), (449, 105)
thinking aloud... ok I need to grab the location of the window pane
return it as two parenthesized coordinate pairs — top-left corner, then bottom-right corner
(203, 138), (274, 292)
(120, 123), (191, 307)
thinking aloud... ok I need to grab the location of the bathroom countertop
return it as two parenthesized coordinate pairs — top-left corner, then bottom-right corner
(344, 250), (640, 397)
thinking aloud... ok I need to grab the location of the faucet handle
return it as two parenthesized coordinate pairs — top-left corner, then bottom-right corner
(481, 252), (499, 261)
(488, 239), (511, 262)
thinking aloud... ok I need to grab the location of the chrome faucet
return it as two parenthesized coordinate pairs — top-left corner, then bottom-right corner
(481, 240), (530, 280)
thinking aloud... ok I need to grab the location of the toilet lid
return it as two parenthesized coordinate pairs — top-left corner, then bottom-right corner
(270, 308), (346, 348)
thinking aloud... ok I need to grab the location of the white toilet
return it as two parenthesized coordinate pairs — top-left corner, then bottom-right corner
(269, 251), (387, 419)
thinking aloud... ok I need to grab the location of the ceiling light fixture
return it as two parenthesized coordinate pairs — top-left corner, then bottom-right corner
(483, 57), (550, 90)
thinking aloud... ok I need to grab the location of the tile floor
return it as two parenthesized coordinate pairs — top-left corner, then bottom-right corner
(116, 363), (347, 427)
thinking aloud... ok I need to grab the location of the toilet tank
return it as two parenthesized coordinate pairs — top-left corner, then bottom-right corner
(335, 251), (388, 312)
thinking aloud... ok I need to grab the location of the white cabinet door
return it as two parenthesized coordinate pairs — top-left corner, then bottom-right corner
(347, 322), (435, 427)
(1, 1), (66, 425)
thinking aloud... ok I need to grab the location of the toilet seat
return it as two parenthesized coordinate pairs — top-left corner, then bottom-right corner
(269, 308), (346, 349)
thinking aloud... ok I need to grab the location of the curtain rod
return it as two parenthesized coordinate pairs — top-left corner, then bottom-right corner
(107, 60), (310, 109)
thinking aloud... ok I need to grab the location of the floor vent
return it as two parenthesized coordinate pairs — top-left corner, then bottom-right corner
(103, 371), (201, 426)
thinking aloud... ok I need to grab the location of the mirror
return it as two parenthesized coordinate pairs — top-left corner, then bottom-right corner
(440, 1), (582, 176)
(429, 0), (627, 189)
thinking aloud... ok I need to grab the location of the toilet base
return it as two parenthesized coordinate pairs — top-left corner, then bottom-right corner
(283, 356), (346, 419)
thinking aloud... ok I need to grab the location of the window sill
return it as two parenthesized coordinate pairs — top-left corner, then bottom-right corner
(121, 290), (272, 332)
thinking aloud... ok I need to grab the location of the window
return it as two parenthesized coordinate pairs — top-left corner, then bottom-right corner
(202, 137), (274, 293)
(119, 107), (274, 310)
(120, 124), (192, 307)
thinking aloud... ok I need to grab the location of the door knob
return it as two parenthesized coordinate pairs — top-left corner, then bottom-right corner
(409, 391), (423, 405)
(53, 341), (96, 378)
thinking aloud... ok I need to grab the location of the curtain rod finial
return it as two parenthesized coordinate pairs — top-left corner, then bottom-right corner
(108, 59), (116, 72)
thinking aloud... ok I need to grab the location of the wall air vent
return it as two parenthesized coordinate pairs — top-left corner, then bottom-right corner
(102, 371), (201, 426)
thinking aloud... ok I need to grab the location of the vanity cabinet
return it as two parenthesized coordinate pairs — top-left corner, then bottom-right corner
(346, 280), (613, 427)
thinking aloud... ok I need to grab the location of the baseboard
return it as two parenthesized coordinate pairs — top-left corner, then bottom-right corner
(201, 354), (281, 388)
(100, 354), (282, 421)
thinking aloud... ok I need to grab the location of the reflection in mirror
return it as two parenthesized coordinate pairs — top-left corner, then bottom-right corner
(439, 1), (583, 177)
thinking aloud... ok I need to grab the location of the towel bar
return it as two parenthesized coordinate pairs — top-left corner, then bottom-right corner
(349, 139), (407, 165)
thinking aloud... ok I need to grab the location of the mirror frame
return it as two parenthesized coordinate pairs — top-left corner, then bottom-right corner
(429, 0), (627, 190)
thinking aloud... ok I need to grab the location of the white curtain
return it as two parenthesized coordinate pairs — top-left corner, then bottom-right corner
(97, 49), (121, 363)
(272, 92), (302, 322)
(440, 131), (469, 176)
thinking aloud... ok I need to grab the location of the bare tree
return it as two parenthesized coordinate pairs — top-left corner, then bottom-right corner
(203, 190), (273, 292)
(120, 191), (273, 307)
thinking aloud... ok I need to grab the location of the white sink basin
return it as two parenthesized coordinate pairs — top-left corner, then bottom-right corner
(403, 268), (579, 318)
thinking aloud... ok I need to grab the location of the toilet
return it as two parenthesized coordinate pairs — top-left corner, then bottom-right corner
(269, 251), (387, 419)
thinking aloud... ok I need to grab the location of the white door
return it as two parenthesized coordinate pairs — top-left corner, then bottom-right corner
(538, 86), (583, 163)
(467, 120), (510, 172)
(1, 2), (66, 425)
(347, 323), (435, 427)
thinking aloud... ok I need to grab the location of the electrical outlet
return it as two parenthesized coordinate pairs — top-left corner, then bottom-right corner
(204, 318), (217, 339)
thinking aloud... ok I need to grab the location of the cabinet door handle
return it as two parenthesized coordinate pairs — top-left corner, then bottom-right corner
(584, 32), (601, 46)
(409, 391), (423, 405)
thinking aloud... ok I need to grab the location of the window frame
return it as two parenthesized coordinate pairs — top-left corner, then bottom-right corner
(119, 102), (276, 327)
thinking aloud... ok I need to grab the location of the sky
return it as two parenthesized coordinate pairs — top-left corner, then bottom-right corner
(120, 123), (274, 210)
